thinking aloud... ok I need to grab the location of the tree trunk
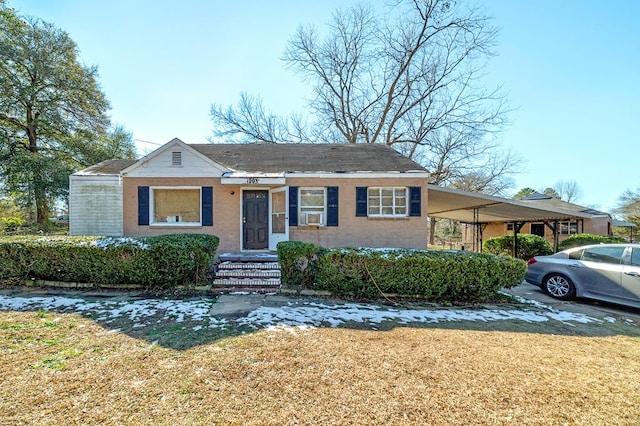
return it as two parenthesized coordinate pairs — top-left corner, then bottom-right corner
(428, 218), (438, 246)
(33, 170), (49, 225)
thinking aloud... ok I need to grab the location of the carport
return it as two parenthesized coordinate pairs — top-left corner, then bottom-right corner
(426, 185), (595, 256)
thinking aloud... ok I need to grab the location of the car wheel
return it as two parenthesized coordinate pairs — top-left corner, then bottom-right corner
(543, 274), (576, 300)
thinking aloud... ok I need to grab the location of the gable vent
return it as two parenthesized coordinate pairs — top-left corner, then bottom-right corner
(171, 151), (182, 166)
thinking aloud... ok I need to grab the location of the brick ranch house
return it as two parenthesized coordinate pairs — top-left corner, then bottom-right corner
(69, 138), (430, 252)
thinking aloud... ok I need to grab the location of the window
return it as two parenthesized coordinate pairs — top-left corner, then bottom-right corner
(367, 187), (407, 217)
(151, 188), (200, 225)
(506, 223), (514, 231)
(299, 188), (326, 226)
(559, 221), (578, 235)
(531, 223), (545, 237)
(580, 246), (625, 264)
(171, 151), (182, 166)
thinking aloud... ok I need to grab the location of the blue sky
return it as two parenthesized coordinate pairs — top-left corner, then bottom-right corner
(8, 0), (640, 214)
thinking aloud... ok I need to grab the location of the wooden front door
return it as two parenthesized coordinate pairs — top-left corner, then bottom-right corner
(243, 190), (269, 250)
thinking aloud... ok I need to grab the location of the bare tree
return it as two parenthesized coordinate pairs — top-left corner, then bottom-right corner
(212, 0), (510, 151)
(553, 179), (583, 203)
(615, 188), (640, 223)
(210, 93), (312, 143)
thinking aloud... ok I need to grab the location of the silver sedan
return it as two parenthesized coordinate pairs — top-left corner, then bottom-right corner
(525, 243), (640, 309)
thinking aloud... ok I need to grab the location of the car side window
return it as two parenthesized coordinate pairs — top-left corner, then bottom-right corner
(581, 246), (625, 264)
(631, 249), (640, 267)
(568, 249), (583, 260)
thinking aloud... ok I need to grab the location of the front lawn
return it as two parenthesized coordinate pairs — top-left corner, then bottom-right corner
(1, 298), (639, 425)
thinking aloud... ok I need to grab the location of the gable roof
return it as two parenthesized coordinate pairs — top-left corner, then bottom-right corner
(74, 139), (429, 176)
(121, 138), (230, 176)
(190, 143), (427, 173)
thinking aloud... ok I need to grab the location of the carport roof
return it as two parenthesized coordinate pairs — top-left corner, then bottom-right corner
(427, 185), (595, 223)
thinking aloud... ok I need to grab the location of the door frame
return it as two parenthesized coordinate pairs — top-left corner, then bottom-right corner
(269, 186), (289, 251)
(241, 188), (269, 251)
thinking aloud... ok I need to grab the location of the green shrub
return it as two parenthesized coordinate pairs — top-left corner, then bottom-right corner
(1, 216), (25, 232)
(0, 234), (219, 289)
(558, 233), (626, 251)
(277, 241), (526, 303)
(483, 234), (553, 260)
(276, 241), (326, 288)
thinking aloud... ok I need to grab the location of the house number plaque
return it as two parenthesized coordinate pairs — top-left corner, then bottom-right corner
(245, 177), (260, 184)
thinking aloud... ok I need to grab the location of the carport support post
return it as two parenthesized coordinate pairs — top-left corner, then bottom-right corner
(543, 220), (559, 252)
(512, 222), (525, 258)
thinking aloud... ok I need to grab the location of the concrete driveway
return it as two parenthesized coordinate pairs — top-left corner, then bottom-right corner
(504, 281), (640, 322)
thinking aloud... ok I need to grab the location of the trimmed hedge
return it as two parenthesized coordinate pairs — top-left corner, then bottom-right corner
(0, 234), (219, 289)
(277, 242), (525, 303)
(558, 233), (626, 251)
(483, 234), (553, 260)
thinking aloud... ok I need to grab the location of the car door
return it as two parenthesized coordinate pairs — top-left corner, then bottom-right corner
(572, 246), (625, 298)
(619, 247), (640, 303)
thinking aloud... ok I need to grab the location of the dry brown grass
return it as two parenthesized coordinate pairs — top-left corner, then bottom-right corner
(1, 310), (640, 425)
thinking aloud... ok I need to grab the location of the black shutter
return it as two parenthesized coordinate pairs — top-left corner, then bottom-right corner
(138, 186), (149, 225)
(289, 186), (298, 226)
(409, 186), (421, 216)
(327, 186), (339, 226)
(202, 186), (213, 226)
(356, 187), (368, 217)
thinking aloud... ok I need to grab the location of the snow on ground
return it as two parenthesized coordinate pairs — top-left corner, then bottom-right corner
(0, 293), (603, 331)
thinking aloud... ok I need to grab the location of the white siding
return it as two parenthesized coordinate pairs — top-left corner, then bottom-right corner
(69, 175), (123, 236)
(125, 145), (227, 178)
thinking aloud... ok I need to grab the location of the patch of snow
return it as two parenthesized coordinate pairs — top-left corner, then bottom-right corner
(0, 293), (604, 332)
(92, 237), (150, 250)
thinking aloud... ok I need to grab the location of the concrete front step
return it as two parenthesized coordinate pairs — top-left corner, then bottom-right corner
(211, 286), (280, 295)
(216, 269), (281, 279)
(212, 277), (280, 286)
(218, 261), (280, 270)
(211, 278), (281, 294)
(218, 252), (278, 262)
(212, 255), (281, 294)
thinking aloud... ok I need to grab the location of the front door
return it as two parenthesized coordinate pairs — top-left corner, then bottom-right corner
(269, 186), (289, 250)
(243, 190), (268, 250)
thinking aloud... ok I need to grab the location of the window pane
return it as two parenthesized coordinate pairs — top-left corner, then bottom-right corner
(300, 189), (324, 207)
(272, 191), (285, 213)
(299, 188), (326, 225)
(367, 187), (408, 217)
(582, 247), (625, 264)
(154, 189), (200, 223)
(272, 214), (285, 233)
(568, 249), (583, 260)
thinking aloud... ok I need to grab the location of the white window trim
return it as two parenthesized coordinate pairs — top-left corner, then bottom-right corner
(150, 186), (202, 226)
(298, 187), (327, 226)
(367, 187), (408, 218)
(559, 221), (578, 235)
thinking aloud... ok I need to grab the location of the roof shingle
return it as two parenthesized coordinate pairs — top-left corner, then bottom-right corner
(190, 143), (426, 173)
